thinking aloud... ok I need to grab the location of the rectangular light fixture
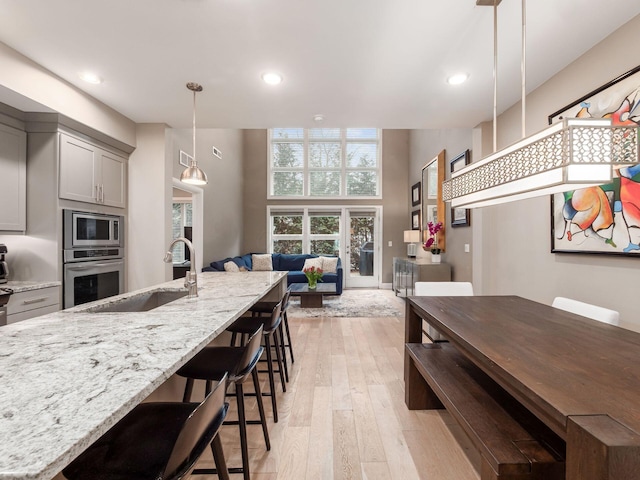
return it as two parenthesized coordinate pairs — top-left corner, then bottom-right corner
(442, 118), (639, 208)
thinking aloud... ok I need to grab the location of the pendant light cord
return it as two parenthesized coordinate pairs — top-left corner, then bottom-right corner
(192, 88), (197, 167)
(492, 0), (527, 150)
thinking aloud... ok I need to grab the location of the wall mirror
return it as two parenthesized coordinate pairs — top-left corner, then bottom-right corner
(421, 149), (446, 253)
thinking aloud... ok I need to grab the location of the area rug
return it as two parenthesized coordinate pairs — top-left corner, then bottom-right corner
(287, 288), (405, 318)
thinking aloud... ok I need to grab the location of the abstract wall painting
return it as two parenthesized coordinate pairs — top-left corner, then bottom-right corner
(551, 66), (640, 256)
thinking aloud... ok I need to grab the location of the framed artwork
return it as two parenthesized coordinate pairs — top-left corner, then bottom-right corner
(450, 150), (471, 227)
(411, 182), (421, 206)
(179, 150), (192, 167)
(550, 65), (640, 256)
(411, 209), (420, 230)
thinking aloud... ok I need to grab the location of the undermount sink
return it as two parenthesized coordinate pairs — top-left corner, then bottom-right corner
(84, 290), (188, 313)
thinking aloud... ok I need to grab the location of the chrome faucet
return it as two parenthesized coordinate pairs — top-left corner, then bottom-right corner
(164, 237), (198, 298)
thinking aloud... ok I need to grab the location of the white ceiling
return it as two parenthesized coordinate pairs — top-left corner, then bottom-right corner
(0, 0), (639, 129)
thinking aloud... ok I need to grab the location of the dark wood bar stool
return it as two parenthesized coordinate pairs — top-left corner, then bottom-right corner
(176, 325), (269, 480)
(227, 301), (286, 422)
(63, 372), (230, 480)
(247, 288), (294, 380)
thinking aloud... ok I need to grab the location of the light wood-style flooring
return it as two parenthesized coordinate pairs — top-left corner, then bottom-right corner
(194, 313), (481, 480)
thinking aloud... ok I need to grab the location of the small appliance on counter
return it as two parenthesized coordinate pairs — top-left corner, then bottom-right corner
(0, 244), (8, 284)
(0, 286), (13, 326)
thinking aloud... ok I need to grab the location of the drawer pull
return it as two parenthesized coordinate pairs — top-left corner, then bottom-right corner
(22, 297), (47, 305)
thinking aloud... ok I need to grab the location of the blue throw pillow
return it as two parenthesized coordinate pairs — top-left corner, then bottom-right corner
(210, 257), (233, 271)
(271, 253), (281, 270)
(279, 254), (313, 271)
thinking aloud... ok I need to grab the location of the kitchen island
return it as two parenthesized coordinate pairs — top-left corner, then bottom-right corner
(0, 271), (286, 480)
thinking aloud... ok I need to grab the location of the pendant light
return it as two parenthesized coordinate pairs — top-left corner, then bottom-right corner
(180, 82), (208, 185)
(442, 0), (639, 209)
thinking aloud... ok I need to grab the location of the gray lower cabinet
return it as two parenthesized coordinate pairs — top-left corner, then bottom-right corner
(0, 123), (26, 231)
(7, 286), (61, 324)
(393, 257), (451, 297)
(59, 132), (126, 208)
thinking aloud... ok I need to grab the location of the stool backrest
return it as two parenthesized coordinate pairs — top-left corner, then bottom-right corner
(552, 296), (620, 326)
(164, 371), (229, 479)
(282, 288), (291, 312)
(263, 300), (283, 333)
(236, 324), (265, 378)
(414, 281), (474, 297)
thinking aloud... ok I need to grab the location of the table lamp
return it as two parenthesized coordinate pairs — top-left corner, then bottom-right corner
(404, 230), (420, 258)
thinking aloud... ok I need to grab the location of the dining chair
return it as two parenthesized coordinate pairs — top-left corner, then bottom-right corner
(552, 296), (620, 325)
(63, 373), (230, 480)
(414, 282), (474, 341)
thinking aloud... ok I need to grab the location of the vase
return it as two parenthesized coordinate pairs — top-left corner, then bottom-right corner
(431, 253), (441, 264)
(308, 278), (317, 289)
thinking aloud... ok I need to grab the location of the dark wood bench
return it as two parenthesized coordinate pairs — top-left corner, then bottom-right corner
(406, 342), (565, 480)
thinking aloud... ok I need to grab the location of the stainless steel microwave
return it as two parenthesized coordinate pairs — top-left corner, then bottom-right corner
(63, 210), (124, 249)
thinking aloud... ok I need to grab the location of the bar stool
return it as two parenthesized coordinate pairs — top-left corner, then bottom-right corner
(227, 300), (285, 422)
(63, 372), (230, 480)
(177, 325), (269, 480)
(247, 288), (294, 380)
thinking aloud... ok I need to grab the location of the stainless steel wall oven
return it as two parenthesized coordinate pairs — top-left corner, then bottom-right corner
(63, 210), (125, 309)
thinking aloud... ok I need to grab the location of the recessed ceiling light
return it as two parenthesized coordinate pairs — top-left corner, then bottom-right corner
(447, 73), (469, 85)
(79, 72), (103, 84)
(313, 114), (324, 122)
(261, 72), (283, 85)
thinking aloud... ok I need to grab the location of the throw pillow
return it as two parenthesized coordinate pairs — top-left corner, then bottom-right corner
(302, 257), (323, 272)
(320, 256), (338, 273)
(252, 253), (273, 271)
(224, 261), (240, 272)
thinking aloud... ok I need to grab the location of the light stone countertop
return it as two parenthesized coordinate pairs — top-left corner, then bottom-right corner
(3, 281), (61, 293)
(0, 271), (286, 480)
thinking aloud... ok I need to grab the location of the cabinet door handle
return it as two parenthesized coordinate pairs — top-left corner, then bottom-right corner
(22, 297), (47, 305)
(95, 184), (100, 201)
(100, 184), (104, 203)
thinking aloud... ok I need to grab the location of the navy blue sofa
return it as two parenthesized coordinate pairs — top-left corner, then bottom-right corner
(203, 253), (343, 295)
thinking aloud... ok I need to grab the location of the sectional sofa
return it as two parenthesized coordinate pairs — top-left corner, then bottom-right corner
(203, 253), (343, 295)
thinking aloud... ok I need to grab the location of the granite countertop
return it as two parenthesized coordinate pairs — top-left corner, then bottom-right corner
(0, 271), (286, 480)
(2, 280), (61, 293)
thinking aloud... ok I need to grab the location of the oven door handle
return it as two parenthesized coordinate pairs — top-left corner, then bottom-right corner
(67, 261), (124, 270)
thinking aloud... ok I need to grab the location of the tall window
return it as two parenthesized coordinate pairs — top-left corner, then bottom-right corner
(269, 128), (380, 198)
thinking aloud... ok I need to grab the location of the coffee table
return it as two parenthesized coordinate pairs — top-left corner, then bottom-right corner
(289, 282), (337, 308)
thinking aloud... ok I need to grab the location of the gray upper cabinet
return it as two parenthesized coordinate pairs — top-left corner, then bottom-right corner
(0, 123), (27, 231)
(59, 132), (126, 208)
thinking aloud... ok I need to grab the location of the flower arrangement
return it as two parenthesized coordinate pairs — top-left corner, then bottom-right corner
(423, 221), (443, 254)
(303, 266), (324, 289)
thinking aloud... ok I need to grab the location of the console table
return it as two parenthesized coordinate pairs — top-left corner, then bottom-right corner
(405, 295), (640, 480)
(392, 257), (451, 297)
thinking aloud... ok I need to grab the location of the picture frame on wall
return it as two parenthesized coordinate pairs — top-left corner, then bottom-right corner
(549, 65), (640, 256)
(411, 209), (420, 230)
(411, 182), (421, 206)
(450, 150), (471, 227)
(179, 150), (192, 167)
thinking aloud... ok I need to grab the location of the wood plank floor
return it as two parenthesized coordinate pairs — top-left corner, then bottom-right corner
(192, 313), (481, 480)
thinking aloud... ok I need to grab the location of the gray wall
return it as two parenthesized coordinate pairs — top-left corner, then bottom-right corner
(171, 128), (244, 265)
(475, 14), (640, 331)
(409, 129), (474, 281)
(242, 129), (410, 284)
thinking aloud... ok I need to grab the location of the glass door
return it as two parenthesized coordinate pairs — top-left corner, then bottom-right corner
(345, 209), (379, 288)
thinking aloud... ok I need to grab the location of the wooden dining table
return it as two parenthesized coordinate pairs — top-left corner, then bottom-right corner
(404, 295), (640, 480)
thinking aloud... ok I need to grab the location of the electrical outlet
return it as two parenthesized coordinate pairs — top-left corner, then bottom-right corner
(388, 241), (392, 247)
(464, 244), (470, 253)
